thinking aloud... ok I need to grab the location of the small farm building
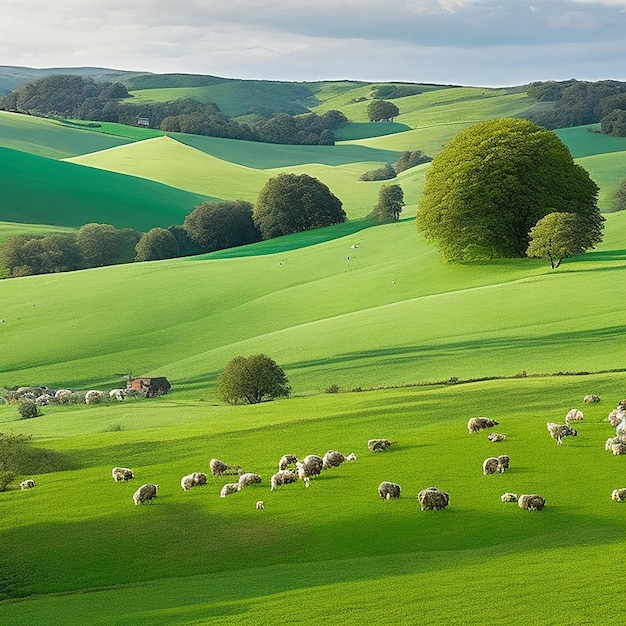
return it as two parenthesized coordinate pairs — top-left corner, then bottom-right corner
(127, 377), (171, 397)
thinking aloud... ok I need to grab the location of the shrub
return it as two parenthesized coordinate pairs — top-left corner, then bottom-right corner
(17, 399), (41, 420)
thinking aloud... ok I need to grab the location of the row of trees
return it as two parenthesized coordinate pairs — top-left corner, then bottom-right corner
(0, 75), (348, 146)
(359, 150), (432, 181)
(1, 174), (348, 276)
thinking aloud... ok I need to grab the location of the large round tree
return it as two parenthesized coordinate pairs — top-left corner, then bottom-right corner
(416, 118), (602, 260)
(253, 173), (346, 239)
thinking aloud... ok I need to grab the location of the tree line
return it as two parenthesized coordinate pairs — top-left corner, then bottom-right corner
(0, 75), (347, 145)
(525, 79), (626, 135)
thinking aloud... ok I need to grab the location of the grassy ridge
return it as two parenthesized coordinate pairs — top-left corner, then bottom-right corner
(0, 146), (212, 230)
(0, 373), (624, 623)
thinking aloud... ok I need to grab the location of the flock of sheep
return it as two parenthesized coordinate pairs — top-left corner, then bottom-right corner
(7, 385), (138, 405)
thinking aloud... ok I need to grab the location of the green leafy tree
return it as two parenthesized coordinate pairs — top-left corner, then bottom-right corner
(416, 118), (602, 260)
(526, 212), (602, 268)
(359, 164), (396, 181)
(167, 225), (205, 257)
(253, 173), (345, 239)
(183, 201), (261, 253)
(393, 150), (432, 173)
(601, 109), (626, 136)
(611, 178), (626, 212)
(368, 184), (405, 223)
(366, 100), (400, 122)
(76, 223), (141, 267)
(217, 354), (291, 404)
(135, 228), (180, 261)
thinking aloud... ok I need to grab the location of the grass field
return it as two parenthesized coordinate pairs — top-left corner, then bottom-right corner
(1, 78), (626, 624)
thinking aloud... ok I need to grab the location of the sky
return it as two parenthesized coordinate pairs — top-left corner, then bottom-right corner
(2, 0), (626, 86)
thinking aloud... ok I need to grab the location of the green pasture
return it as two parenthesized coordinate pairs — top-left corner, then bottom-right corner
(0, 111), (134, 159)
(577, 150), (626, 209)
(0, 373), (624, 624)
(0, 146), (211, 230)
(0, 221), (73, 246)
(0, 212), (624, 397)
(555, 124), (626, 158)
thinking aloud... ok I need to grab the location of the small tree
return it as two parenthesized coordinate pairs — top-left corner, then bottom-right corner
(368, 184), (405, 223)
(0, 433), (33, 491)
(217, 354), (291, 404)
(366, 100), (400, 122)
(135, 228), (180, 261)
(526, 211), (603, 268)
(17, 399), (42, 420)
(611, 178), (626, 212)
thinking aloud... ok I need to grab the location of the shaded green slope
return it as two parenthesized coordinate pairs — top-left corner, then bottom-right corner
(0, 111), (134, 159)
(0, 146), (212, 229)
(555, 124), (626, 158)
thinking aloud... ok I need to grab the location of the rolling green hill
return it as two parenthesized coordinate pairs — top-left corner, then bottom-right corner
(0, 146), (213, 229)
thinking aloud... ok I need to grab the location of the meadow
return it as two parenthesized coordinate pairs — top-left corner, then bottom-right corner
(1, 76), (625, 624)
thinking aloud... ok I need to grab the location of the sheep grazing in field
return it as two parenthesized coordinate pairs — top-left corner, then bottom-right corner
(220, 482), (243, 498)
(467, 417), (499, 434)
(270, 470), (298, 491)
(547, 422), (577, 446)
(483, 457), (504, 475)
(418, 487), (449, 510)
(296, 455), (324, 487)
(518, 494), (546, 511)
(378, 481), (401, 500)
(611, 488), (626, 502)
(238, 473), (262, 487)
(583, 394), (601, 403)
(278, 454), (299, 471)
(322, 450), (346, 470)
(565, 409), (584, 426)
(368, 438), (395, 452)
(133, 483), (157, 505)
(54, 389), (73, 404)
(85, 390), (104, 405)
(501, 493), (518, 503)
(607, 408), (626, 428)
(181, 472), (207, 491)
(209, 458), (243, 476)
(256, 500), (265, 510)
(109, 388), (127, 402)
(112, 467), (134, 482)
(605, 437), (626, 456)
(19, 479), (35, 490)
(346, 452), (357, 462)
(488, 433), (507, 443)
(35, 393), (53, 406)
(497, 455), (510, 471)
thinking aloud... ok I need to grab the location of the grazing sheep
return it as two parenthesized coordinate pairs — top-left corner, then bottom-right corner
(322, 450), (346, 470)
(220, 482), (243, 498)
(181, 472), (207, 491)
(19, 479), (35, 490)
(35, 393), (52, 406)
(346, 452), (357, 462)
(608, 409), (625, 428)
(109, 388), (127, 402)
(112, 467), (134, 482)
(418, 487), (449, 510)
(378, 481), (402, 500)
(518, 494), (546, 511)
(488, 433), (507, 442)
(368, 438), (395, 452)
(256, 500), (265, 510)
(547, 422), (577, 445)
(565, 409), (584, 426)
(301, 454), (324, 476)
(497, 455), (510, 471)
(483, 457), (503, 475)
(210, 458), (243, 476)
(85, 390), (104, 405)
(133, 483), (157, 505)
(270, 470), (298, 491)
(467, 417), (499, 434)
(501, 492), (518, 503)
(54, 389), (73, 403)
(611, 488), (626, 502)
(238, 473), (262, 486)
(583, 394), (601, 403)
(278, 454), (299, 471)
(605, 437), (626, 456)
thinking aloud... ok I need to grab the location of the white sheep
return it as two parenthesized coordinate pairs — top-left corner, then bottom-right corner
(501, 493), (518, 503)
(418, 487), (449, 510)
(256, 500), (265, 510)
(378, 481), (401, 500)
(112, 467), (134, 482)
(181, 472), (207, 491)
(518, 494), (546, 511)
(467, 417), (499, 434)
(210, 458), (243, 476)
(85, 390), (104, 405)
(278, 454), (298, 471)
(345, 452), (357, 462)
(547, 422), (577, 445)
(54, 389), (73, 403)
(19, 479), (35, 490)
(238, 473), (262, 486)
(583, 394), (600, 403)
(367, 439), (395, 452)
(133, 483), (157, 505)
(322, 450), (346, 470)
(565, 408), (584, 426)
(109, 388), (127, 402)
(608, 408), (626, 427)
(482, 457), (503, 475)
(220, 482), (243, 498)
(270, 470), (298, 491)
(611, 488), (626, 502)
(488, 433), (507, 442)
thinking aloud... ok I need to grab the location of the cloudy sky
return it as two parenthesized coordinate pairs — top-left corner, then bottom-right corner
(2, 0), (625, 86)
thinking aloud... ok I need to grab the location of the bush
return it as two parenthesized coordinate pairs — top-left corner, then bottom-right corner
(325, 384), (340, 394)
(359, 164), (396, 181)
(217, 354), (291, 404)
(17, 399), (41, 420)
